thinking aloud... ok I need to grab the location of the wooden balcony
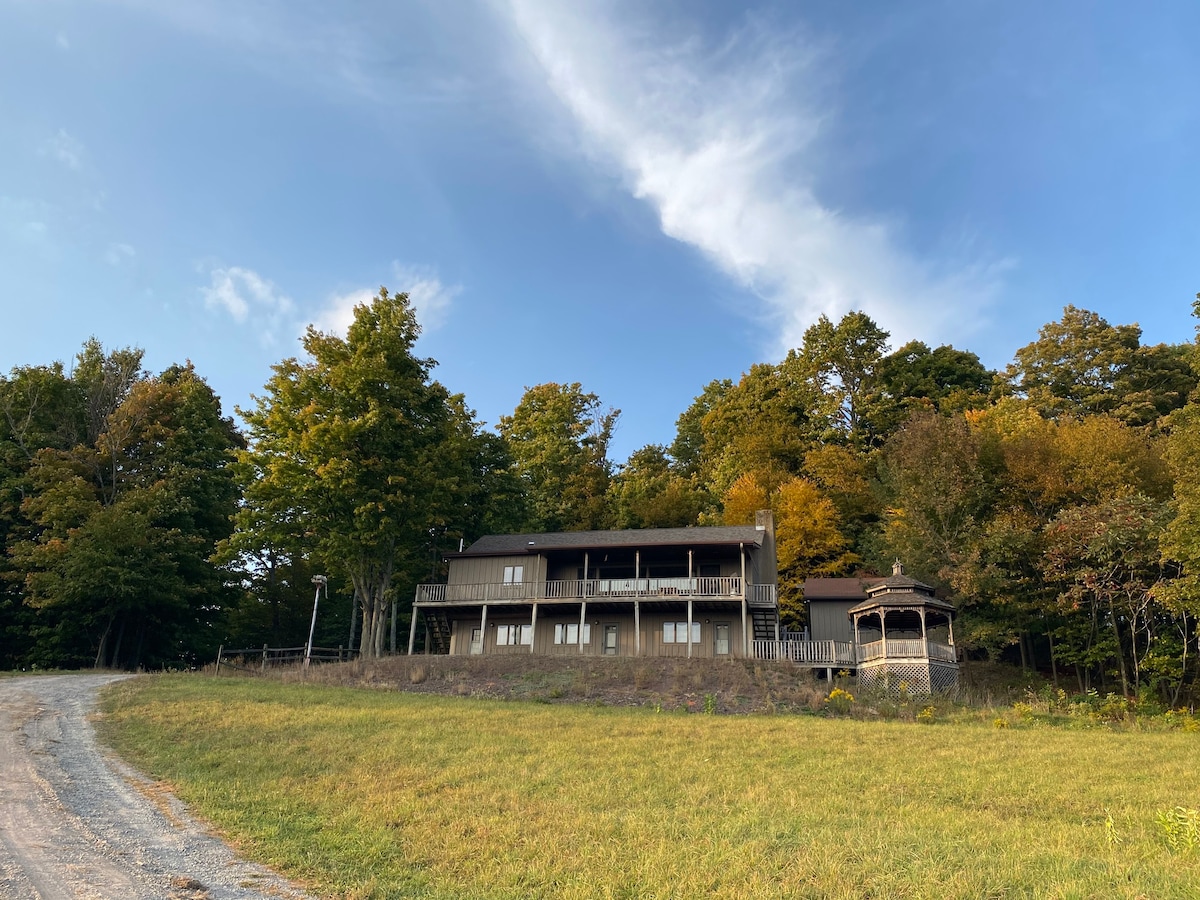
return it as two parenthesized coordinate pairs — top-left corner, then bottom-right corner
(415, 577), (776, 605)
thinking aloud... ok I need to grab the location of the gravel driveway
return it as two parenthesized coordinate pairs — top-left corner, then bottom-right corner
(0, 674), (313, 900)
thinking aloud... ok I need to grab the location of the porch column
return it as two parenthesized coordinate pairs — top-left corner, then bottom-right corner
(879, 611), (886, 659)
(635, 550), (640, 597)
(740, 542), (749, 657)
(687, 597), (693, 659)
(948, 614), (956, 647)
(742, 599), (749, 658)
(424, 624), (430, 656)
(480, 604), (488, 654)
(688, 549), (693, 582)
(578, 601), (587, 653)
(583, 551), (589, 588)
(530, 602), (538, 654)
(407, 606), (420, 655)
(920, 609), (928, 655)
(634, 600), (641, 656)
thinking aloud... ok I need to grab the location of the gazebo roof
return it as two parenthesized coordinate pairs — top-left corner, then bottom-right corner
(847, 561), (956, 616)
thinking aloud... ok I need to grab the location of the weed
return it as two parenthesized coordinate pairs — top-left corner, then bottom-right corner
(408, 665), (427, 685)
(703, 693), (717, 715)
(825, 687), (855, 716)
(1157, 807), (1200, 854)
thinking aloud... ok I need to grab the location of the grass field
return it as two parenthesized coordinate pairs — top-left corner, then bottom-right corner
(99, 676), (1200, 899)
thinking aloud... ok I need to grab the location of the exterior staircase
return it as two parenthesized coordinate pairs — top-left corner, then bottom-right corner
(751, 606), (779, 642)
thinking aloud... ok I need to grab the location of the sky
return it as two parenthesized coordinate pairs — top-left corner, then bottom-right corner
(2, 1), (1198, 461)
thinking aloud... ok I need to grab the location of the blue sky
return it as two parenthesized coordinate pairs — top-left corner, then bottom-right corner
(2, 1), (1198, 460)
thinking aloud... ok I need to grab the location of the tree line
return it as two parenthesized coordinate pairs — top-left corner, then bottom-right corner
(3, 291), (1200, 702)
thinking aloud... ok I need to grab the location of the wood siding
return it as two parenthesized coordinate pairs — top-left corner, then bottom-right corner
(446, 608), (746, 659)
(808, 600), (857, 644)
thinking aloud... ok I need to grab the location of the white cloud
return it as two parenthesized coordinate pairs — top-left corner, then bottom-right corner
(42, 129), (84, 171)
(201, 265), (294, 342)
(104, 242), (135, 266)
(392, 263), (460, 331)
(311, 287), (375, 338)
(308, 265), (460, 339)
(503, 2), (1008, 352)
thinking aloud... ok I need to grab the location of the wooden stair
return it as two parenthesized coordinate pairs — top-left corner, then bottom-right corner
(751, 606), (779, 642)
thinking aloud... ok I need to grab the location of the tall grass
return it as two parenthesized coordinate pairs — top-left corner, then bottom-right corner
(100, 677), (1200, 899)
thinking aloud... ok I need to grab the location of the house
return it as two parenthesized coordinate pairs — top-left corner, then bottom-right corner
(409, 514), (958, 694)
(409, 511), (779, 659)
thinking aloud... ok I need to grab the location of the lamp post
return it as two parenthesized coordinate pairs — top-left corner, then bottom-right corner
(305, 575), (327, 667)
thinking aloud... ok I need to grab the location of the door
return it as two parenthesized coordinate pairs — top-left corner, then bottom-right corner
(714, 622), (730, 656)
(603, 624), (619, 655)
(469, 627), (483, 655)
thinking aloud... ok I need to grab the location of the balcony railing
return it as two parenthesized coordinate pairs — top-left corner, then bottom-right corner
(857, 639), (956, 663)
(753, 640), (856, 666)
(415, 577), (776, 605)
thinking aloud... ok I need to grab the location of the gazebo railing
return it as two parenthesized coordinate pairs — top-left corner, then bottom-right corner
(856, 639), (955, 663)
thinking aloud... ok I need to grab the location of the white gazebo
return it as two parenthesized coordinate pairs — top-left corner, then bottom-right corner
(848, 561), (958, 695)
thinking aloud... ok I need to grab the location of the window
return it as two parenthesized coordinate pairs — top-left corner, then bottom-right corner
(502, 565), (524, 584)
(553, 623), (591, 644)
(497, 624), (530, 646)
(663, 622), (701, 643)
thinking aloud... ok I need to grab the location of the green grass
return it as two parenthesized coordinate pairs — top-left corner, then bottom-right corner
(99, 676), (1200, 899)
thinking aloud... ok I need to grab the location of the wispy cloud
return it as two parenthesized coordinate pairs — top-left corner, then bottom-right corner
(392, 262), (460, 331)
(201, 265), (294, 343)
(503, 2), (1008, 352)
(309, 264), (461, 339)
(42, 129), (84, 171)
(104, 242), (135, 266)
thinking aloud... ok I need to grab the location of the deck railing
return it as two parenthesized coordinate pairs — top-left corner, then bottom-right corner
(753, 639), (856, 666)
(857, 639), (956, 663)
(415, 577), (774, 605)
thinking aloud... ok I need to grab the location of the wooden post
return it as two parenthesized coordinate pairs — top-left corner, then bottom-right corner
(261, 643), (268, 673)
(214, 644), (223, 676)
(740, 542), (749, 657)
(634, 600), (641, 656)
(578, 601), (587, 653)
(480, 604), (488, 655)
(408, 605), (420, 655)
(687, 598), (693, 659)
(530, 602), (538, 654)
(424, 624), (431, 655)
(635, 550), (640, 597)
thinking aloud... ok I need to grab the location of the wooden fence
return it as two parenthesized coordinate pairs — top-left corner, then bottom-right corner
(213, 643), (358, 674)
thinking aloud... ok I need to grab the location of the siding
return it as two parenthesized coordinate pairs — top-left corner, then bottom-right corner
(447, 555), (544, 586)
(808, 600), (856, 644)
(446, 609), (747, 658)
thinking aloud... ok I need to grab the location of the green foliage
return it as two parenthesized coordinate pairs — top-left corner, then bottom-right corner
(1157, 807), (1200, 854)
(234, 288), (491, 658)
(498, 382), (618, 531)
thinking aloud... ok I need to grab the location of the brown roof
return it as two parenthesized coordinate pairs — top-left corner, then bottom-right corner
(803, 577), (884, 601)
(457, 525), (765, 558)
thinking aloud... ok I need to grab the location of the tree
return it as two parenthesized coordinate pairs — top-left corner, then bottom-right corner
(236, 289), (472, 658)
(498, 383), (618, 532)
(609, 445), (708, 529)
(866, 340), (994, 440)
(11, 362), (240, 668)
(1006, 305), (1195, 424)
(784, 311), (890, 445)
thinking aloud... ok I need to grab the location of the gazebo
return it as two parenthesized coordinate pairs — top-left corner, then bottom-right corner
(848, 561), (958, 695)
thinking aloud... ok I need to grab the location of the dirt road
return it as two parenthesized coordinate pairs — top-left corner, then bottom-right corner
(0, 674), (312, 900)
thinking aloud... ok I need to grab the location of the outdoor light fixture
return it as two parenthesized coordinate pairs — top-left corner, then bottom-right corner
(305, 575), (328, 667)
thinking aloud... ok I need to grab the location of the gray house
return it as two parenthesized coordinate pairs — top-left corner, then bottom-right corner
(409, 511), (779, 659)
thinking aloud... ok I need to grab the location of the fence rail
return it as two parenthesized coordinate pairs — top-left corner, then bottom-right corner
(416, 577), (776, 605)
(214, 643), (357, 674)
(752, 639), (857, 666)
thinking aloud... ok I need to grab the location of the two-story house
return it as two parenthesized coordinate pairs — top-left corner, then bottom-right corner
(409, 511), (779, 659)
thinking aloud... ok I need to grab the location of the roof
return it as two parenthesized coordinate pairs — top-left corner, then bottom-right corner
(457, 525), (765, 557)
(804, 577), (884, 601)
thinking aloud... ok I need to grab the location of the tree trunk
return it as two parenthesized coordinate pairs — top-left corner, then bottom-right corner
(94, 617), (114, 669)
(1108, 598), (1130, 697)
(110, 617), (127, 670)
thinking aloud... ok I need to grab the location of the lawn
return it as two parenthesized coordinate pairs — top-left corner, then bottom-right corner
(99, 676), (1200, 899)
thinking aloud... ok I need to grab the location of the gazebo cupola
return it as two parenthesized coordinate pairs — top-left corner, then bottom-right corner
(847, 561), (958, 695)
